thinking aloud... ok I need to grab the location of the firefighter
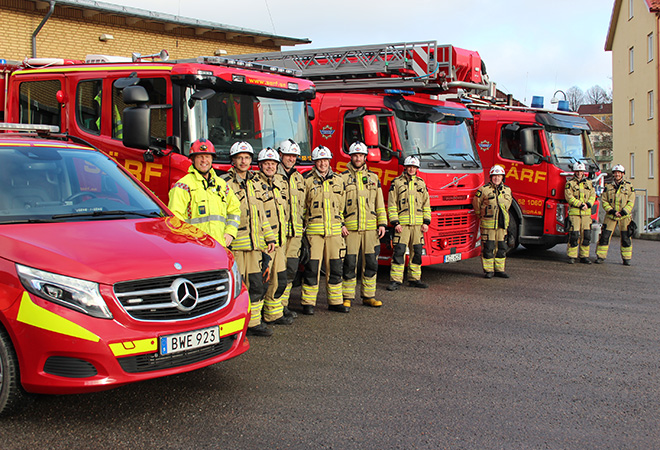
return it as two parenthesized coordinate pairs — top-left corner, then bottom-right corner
(341, 141), (387, 307)
(386, 156), (431, 291)
(276, 139), (305, 318)
(564, 162), (596, 264)
(473, 164), (513, 278)
(301, 146), (347, 315)
(168, 138), (241, 247)
(256, 147), (293, 326)
(596, 164), (636, 265)
(223, 141), (277, 336)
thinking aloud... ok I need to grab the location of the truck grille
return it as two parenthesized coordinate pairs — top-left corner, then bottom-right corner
(117, 337), (235, 373)
(429, 233), (470, 250)
(436, 212), (470, 229)
(114, 270), (231, 321)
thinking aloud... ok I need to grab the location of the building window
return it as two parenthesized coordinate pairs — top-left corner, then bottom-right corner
(650, 150), (655, 178)
(630, 153), (635, 178)
(630, 98), (635, 124)
(630, 47), (635, 73)
(629, 0), (634, 19)
(649, 33), (654, 62)
(649, 202), (656, 220)
(649, 91), (655, 119)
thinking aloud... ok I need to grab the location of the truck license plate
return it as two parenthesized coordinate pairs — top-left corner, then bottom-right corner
(160, 326), (219, 355)
(444, 253), (462, 263)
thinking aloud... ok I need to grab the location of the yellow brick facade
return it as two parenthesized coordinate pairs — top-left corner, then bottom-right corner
(0, 0), (282, 61)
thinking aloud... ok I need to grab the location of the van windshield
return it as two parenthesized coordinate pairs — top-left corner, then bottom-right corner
(0, 145), (164, 224)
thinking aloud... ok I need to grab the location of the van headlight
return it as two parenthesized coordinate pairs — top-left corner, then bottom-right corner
(16, 264), (113, 319)
(231, 260), (243, 299)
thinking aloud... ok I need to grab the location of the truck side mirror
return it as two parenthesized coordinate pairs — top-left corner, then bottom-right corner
(363, 115), (379, 147)
(520, 128), (535, 155)
(522, 154), (535, 166)
(122, 86), (151, 150)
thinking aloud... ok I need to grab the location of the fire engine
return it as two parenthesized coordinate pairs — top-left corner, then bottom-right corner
(231, 41), (488, 265)
(0, 52), (315, 203)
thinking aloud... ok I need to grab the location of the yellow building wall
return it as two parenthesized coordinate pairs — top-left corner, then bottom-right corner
(0, 1), (279, 62)
(610, 0), (659, 218)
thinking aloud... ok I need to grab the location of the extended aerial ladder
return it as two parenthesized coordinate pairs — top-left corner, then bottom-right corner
(231, 41), (494, 94)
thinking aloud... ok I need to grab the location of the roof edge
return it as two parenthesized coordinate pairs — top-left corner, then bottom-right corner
(26, 0), (311, 45)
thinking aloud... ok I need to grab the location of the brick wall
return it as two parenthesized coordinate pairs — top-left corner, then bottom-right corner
(0, 0), (280, 61)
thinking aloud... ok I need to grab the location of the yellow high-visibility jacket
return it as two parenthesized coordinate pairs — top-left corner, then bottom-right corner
(341, 162), (387, 231)
(473, 182), (513, 230)
(565, 176), (596, 217)
(223, 168), (277, 251)
(303, 168), (345, 236)
(168, 165), (240, 246)
(388, 173), (431, 227)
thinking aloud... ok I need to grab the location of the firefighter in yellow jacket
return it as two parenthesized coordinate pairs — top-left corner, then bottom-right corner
(564, 162), (596, 264)
(341, 141), (387, 308)
(386, 156), (431, 291)
(255, 147), (293, 326)
(301, 146), (347, 315)
(168, 138), (241, 247)
(276, 139), (305, 318)
(473, 164), (513, 278)
(222, 141), (277, 336)
(596, 164), (636, 265)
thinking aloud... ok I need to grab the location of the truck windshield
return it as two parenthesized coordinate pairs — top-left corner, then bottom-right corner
(183, 89), (311, 162)
(0, 146), (164, 224)
(546, 130), (597, 168)
(394, 117), (480, 168)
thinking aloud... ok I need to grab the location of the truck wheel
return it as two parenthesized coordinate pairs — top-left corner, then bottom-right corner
(0, 328), (26, 415)
(507, 212), (519, 254)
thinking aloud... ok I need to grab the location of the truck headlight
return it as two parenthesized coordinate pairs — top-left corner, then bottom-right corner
(16, 264), (112, 319)
(230, 260), (243, 299)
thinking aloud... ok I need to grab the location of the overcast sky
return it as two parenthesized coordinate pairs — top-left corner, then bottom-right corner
(102, 0), (614, 108)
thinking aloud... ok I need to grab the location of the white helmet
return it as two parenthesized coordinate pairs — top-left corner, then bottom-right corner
(489, 164), (506, 176)
(230, 141), (254, 157)
(348, 141), (368, 155)
(403, 156), (420, 167)
(312, 146), (332, 161)
(278, 139), (301, 156)
(258, 147), (280, 162)
(612, 164), (625, 173)
(573, 162), (586, 171)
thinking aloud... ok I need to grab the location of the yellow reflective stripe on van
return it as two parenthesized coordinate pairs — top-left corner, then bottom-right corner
(219, 318), (245, 337)
(16, 291), (100, 342)
(109, 338), (157, 357)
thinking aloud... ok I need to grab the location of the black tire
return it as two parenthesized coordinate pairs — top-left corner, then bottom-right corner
(507, 212), (519, 254)
(0, 327), (26, 416)
(522, 242), (556, 251)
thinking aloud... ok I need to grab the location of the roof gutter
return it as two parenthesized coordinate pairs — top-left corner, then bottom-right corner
(32, 0), (56, 58)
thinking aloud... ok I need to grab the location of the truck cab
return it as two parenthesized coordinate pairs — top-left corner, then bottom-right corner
(472, 107), (601, 250)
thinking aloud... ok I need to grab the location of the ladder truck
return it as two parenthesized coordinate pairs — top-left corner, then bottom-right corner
(231, 41), (489, 266)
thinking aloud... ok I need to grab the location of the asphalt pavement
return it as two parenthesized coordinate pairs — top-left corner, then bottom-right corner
(1, 239), (659, 450)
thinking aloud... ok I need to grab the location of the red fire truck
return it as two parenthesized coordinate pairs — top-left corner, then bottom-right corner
(466, 95), (602, 250)
(232, 41), (488, 265)
(0, 52), (315, 203)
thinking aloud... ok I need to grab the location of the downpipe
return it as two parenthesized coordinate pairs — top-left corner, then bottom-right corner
(32, 0), (56, 58)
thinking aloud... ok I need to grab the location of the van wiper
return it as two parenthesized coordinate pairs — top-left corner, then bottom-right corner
(449, 152), (480, 168)
(51, 210), (161, 220)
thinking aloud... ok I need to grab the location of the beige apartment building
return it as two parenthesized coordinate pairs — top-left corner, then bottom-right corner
(606, 0), (660, 222)
(0, 0), (308, 62)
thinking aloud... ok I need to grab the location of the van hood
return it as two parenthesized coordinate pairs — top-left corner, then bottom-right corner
(0, 217), (230, 285)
